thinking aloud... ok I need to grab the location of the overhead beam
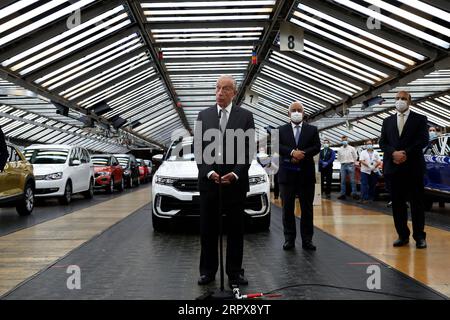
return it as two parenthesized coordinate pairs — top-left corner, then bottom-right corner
(236, 0), (296, 105)
(0, 0), (125, 61)
(126, 0), (190, 132)
(153, 40), (262, 48)
(147, 21), (270, 29)
(311, 55), (450, 123)
(53, 48), (150, 93)
(305, 0), (440, 57)
(25, 25), (141, 82)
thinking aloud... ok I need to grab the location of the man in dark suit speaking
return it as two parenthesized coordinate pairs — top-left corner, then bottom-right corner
(194, 75), (255, 287)
(379, 91), (429, 249)
(278, 101), (321, 251)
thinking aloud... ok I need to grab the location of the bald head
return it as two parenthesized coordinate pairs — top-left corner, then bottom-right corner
(289, 101), (304, 114)
(395, 91), (411, 104)
(288, 101), (304, 124)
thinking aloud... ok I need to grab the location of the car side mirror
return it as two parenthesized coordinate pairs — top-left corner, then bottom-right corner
(152, 154), (163, 163)
(71, 159), (81, 166)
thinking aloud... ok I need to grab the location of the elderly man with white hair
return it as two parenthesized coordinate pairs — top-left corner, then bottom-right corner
(277, 101), (321, 251)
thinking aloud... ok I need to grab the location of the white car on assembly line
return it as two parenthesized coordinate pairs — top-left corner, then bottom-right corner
(23, 145), (95, 204)
(151, 137), (271, 231)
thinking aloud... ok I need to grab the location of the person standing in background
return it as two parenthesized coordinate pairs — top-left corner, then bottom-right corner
(359, 139), (382, 203)
(318, 139), (335, 199)
(337, 136), (359, 200)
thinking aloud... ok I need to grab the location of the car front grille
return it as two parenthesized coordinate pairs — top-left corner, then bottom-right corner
(157, 193), (267, 217)
(159, 195), (200, 216)
(173, 179), (198, 192)
(35, 175), (45, 180)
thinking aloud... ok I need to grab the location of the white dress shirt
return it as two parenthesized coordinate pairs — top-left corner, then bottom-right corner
(337, 145), (357, 164)
(207, 102), (238, 180)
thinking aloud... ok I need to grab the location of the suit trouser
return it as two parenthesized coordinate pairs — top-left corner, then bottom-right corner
(199, 188), (245, 278)
(386, 172), (426, 241)
(320, 167), (333, 195)
(279, 182), (315, 243)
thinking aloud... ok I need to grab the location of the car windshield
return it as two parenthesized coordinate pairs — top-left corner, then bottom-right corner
(167, 142), (195, 161)
(92, 156), (110, 166)
(116, 157), (130, 168)
(24, 149), (69, 164)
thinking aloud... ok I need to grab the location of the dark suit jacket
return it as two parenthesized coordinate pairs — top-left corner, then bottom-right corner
(278, 122), (321, 185)
(195, 104), (255, 193)
(0, 127), (8, 172)
(379, 111), (428, 176)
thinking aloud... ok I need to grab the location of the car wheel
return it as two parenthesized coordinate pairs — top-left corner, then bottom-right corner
(16, 183), (34, 216)
(107, 177), (114, 194)
(59, 181), (72, 205)
(117, 178), (124, 192)
(83, 179), (94, 199)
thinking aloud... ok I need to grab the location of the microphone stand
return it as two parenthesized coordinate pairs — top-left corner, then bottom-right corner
(204, 174), (235, 300)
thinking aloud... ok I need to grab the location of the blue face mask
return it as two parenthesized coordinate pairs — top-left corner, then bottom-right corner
(429, 132), (437, 140)
(323, 144), (329, 149)
(342, 141), (348, 146)
(366, 144), (373, 150)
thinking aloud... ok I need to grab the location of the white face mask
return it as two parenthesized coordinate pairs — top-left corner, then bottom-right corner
(395, 100), (409, 113)
(290, 111), (303, 124)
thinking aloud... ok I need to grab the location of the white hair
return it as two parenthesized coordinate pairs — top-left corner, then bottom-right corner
(217, 74), (237, 92)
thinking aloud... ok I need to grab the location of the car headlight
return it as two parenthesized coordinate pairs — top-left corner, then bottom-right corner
(249, 175), (266, 185)
(45, 172), (63, 180)
(123, 169), (131, 175)
(155, 176), (177, 185)
(97, 172), (110, 176)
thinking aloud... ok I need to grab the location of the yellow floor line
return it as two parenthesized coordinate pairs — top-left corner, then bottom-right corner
(271, 194), (450, 297)
(0, 187), (151, 297)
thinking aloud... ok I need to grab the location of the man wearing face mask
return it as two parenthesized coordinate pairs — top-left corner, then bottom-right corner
(359, 139), (382, 203)
(319, 139), (335, 199)
(337, 136), (358, 200)
(278, 101), (321, 251)
(379, 91), (429, 249)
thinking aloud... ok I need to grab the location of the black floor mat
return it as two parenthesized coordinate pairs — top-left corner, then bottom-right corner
(2, 204), (446, 300)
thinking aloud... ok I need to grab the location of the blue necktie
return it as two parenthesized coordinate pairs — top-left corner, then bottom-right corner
(295, 125), (300, 145)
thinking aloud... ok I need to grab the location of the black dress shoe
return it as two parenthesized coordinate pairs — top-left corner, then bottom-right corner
(198, 275), (215, 285)
(283, 240), (295, 250)
(416, 239), (427, 249)
(302, 242), (317, 251)
(337, 195), (346, 200)
(228, 274), (248, 287)
(393, 238), (409, 247)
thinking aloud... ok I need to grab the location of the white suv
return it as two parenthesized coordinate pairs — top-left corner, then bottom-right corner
(24, 145), (94, 204)
(151, 138), (271, 231)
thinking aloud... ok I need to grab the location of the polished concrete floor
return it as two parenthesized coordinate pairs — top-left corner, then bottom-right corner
(0, 185), (448, 300)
